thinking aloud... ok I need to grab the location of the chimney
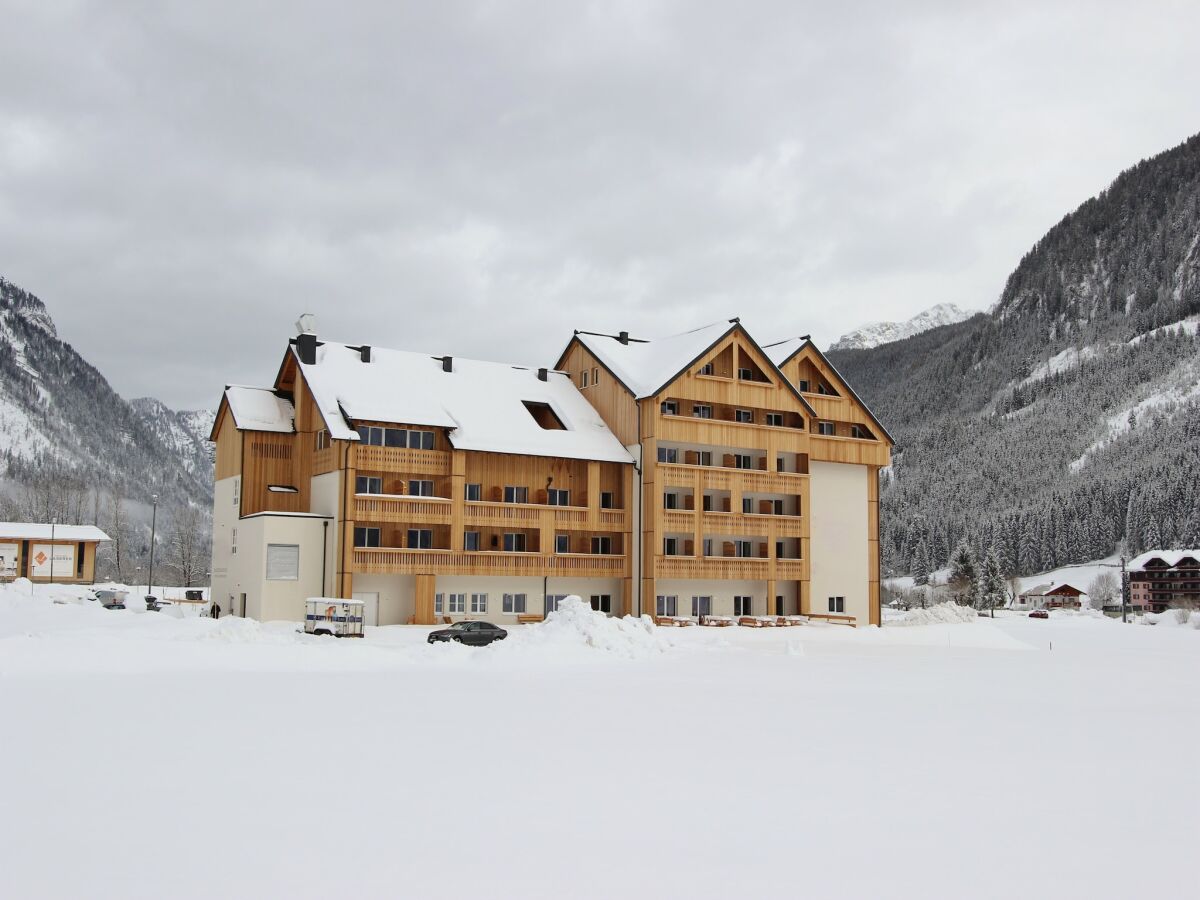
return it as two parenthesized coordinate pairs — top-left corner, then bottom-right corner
(537, 367), (548, 382)
(359, 345), (372, 363)
(618, 331), (629, 345)
(442, 355), (453, 373)
(297, 332), (317, 366)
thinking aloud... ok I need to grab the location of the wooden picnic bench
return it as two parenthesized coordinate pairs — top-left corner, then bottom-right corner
(805, 613), (857, 627)
(517, 614), (545, 625)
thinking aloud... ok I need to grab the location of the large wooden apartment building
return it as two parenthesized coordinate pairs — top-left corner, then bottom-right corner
(210, 319), (892, 626)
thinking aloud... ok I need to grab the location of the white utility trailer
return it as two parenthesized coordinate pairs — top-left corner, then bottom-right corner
(304, 597), (365, 638)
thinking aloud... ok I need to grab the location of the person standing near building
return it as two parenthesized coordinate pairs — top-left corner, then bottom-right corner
(210, 600), (220, 619)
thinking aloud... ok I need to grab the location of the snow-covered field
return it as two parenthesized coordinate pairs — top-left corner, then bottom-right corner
(2, 582), (1197, 899)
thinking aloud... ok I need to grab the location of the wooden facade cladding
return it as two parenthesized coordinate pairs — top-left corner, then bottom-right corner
(352, 548), (626, 577)
(556, 342), (640, 445)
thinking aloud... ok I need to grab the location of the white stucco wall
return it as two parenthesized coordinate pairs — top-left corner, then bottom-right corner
(808, 460), (870, 625)
(651, 579), (792, 616)
(209, 475), (240, 616)
(433, 575), (623, 622)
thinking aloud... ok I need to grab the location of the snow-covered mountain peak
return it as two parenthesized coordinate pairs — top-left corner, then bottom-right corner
(1, 277), (57, 337)
(831, 303), (972, 351)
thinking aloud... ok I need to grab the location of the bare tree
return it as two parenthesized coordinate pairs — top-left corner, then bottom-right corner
(1088, 572), (1119, 611)
(166, 506), (209, 587)
(100, 490), (132, 583)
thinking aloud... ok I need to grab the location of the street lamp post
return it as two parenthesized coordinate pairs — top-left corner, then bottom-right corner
(147, 494), (158, 596)
(50, 519), (56, 584)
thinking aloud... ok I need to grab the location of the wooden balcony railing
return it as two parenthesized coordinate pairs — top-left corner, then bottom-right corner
(354, 495), (452, 524)
(465, 501), (589, 527)
(657, 463), (807, 495)
(352, 548), (628, 577)
(353, 445), (451, 475)
(654, 554), (808, 581)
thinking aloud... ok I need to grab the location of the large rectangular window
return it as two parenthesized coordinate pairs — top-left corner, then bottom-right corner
(656, 595), (678, 616)
(356, 475), (383, 494)
(828, 596), (845, 613)
(465, 483), (482, 501)
(448, 593), (466, 614)
(663, 492), (679, 510)
(766, 413), (783, 427)
(265, 544), (299, 580)
(734, 540), (753, 558)
(691, 596), (712, 617)
(408, 480), (435, 497)
(692, 404), (713, 419)
(735, 409), (753, 423)
(503, 593), (527, 614)
(504, 486), (529, 504)
(590, 595), (612, 614)
(733, 454), (753, 469)
(406, 529), (433, 549)
(657, 447), (679, 464)
(464, 531), (480, 551)
(353, 527), (381, 548)
(663, 537), (679, 556)
(600, 491), (615, 509)
(554, 534), (570, 553)
(471, 593), (488, 614)
(547, 488), (571, 506)
(734, 595), (753, 616)
(503, 533), (527, 552)
(384, 428), (406, 448)
(661, 400), (679, 415)
(591, 536), (612, 555)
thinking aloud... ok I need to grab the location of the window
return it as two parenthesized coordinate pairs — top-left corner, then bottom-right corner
(406, 529), (433, 549)
(663, 537), (679, 556)
(699, 363), (714, 376)
(590, 595), (612, 614)
(734, 595), (753, 616)
(448, 593), (466, 614)
(545, 595), (568, 613)
(435, 593), (444, 614)
(851, 425), (868, 439)
(737, 367), (753, 380)
(581, 370), (589, 388)
(503, 532), (527, 552)
(415, 430), (435, 449)
(776, 540), (785, 559)
(554, 534), (570, 553)
(661, 401), (679, 415)
(702, 495), (714, 512)
(691, 596), (712, 617)
(697, 451), (713, 466)
(817, 384), (830, 395)
(798, 379), (810, 392)
(408, 480), (435, 497)
(523, 401), (566, 430)
(464, 531), (480, 551)
(656, 595), (678, 616)
(735, 409), (753, 423)
(702, 539), (713, 557)
(354, 527), (381, 548)
(232, 480), (240, 507)
(268, 484), (299, 494)
(734, 540), (753, 558)
(600, 491), (615, 509)
(265, 544), (299, 580)
(657, 447), (679, 464)
(733, 454), (753, 469)
(591, 536), (612, 555)
(356, 476), (383, 494)
(742, 498), (753, 514)
(663, 492), (679, 510)
(818, 422), (835, 436)
(692, 404), (712, 419)
(829, 596), (845, 613)
(592, 367), (599, 385)
(384, 428), (406, 448)
(315, 429), (330, 450)
(547, 488), (571, 506)
(357, 425), (385, 446)
(503, 485), (529, 504)
(766, 413), (783, 427)
(503, 593), (527, 614)
(465, 483), (482, 501)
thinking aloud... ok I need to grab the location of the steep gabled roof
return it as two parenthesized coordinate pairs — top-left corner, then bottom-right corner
(564, 320), (817, 416)
(1130, 550), (1200, 570)
(763, 336), (896, 446)
(292, 341), (632, 464)
(211, 386), (296, 440)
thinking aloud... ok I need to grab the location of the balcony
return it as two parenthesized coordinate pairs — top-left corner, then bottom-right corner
(658, 463), (807, 494)
(354, 494), (452, 524)
(465, 500), (589, 527)
(353, 445), (451, 475)
(352, 548), (627, 577)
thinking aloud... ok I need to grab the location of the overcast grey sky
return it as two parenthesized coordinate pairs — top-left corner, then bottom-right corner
(2, 1), (1198, 410)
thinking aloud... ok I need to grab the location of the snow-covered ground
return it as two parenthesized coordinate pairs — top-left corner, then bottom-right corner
(2, 583), (1197, 899)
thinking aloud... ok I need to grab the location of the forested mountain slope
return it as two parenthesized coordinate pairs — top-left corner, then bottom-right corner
(0, 277), (214, 515)
(831, 132), (1200, 578)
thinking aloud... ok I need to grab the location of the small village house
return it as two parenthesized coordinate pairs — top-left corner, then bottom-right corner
(0, 522), (110, 584)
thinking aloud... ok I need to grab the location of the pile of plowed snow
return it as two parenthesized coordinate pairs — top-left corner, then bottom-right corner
(502, 596), (673, 659)
(1138, 609), (1200, 630)
(887, 603), (979, 627)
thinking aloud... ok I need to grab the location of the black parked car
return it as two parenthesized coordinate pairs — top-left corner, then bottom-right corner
(427, 621), (508, 646)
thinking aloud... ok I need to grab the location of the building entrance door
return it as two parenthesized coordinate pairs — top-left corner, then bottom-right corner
(353, 592), (379, 626)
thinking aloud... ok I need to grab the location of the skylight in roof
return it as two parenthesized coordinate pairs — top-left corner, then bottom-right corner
(522, 401), (566, 431)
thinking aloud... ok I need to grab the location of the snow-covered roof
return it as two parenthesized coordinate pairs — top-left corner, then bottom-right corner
(1129, 550), (1200, 570)
(0, 522), (110, 542)
(223, 386), (295, 434)
(762, 336), (807, 367)
(573, 321), (737, 399)
(1020, 582), (1084, 596)
(296, 342), (633, 464)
